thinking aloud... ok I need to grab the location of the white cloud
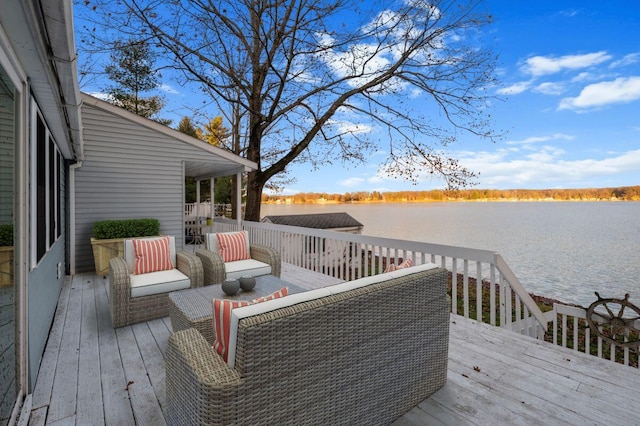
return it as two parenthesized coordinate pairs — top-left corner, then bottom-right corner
(559, 76), (640, 110)
(506, 134), (574, 145)
(159, 83), (180, 94)
(558, 9), (580, 18)
(334, 120), (373, 135)
(497, 81), (531, 95)
(534, 82), (565, 95)
(86, 91), (111, 101)
(522, 51), (611, 76)
(571, 72), (595, 82)
(610, 53), (640, 69)
(457, 147), (640, 187)
(340, 177), (366, 187)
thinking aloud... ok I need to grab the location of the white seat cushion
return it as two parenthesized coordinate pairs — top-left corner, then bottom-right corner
(225, 259), (272, 280)
(129, 268), (191, 298)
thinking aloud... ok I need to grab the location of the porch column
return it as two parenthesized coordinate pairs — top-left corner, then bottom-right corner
(210, 178), (214, 219)
(195, 179), (200, 218)
(236, 172), (242, 227)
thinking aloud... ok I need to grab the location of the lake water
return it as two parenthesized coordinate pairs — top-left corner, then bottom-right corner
(261, 202), (640, 307)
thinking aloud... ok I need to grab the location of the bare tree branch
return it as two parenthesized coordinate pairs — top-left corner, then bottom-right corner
(76, 0), (501, 219)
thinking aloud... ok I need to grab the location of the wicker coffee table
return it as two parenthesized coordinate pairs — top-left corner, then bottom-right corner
(168, 275), (304, 345)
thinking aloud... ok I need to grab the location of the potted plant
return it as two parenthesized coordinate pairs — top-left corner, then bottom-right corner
(0, 224), (13, 288)
(90, 218), (160, 275)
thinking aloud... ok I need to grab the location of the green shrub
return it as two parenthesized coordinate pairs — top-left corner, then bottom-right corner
(0, 224), (13, 246)
(92, 218), (160, 240)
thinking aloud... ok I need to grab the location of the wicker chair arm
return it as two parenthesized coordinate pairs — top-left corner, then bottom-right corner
(166, 328), (241, 424)
(108, 257), (130, 298)
(177, 250), (204, 288)
(195, 248), (226, 285)
(250, 244), (281, 277)
(108, 257), (131, 328)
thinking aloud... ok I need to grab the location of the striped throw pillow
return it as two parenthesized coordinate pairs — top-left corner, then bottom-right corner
(212, 287), (289, 361)
(132, 237), (173, 275)
(383, 258), (412, 273)
(216, 231), (251, 263)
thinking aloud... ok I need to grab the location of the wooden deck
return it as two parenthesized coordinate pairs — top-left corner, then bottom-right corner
(27, 265), (640, 425)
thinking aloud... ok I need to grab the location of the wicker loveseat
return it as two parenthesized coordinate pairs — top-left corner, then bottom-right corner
(108, 236), (203, 328)
(166, 263), (449, 425)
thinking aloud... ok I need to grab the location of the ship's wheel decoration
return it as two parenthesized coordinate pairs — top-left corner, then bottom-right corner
(586, 292), (640, 352)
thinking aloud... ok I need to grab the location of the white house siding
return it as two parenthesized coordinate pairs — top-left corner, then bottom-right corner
(75, 102), (228, 273)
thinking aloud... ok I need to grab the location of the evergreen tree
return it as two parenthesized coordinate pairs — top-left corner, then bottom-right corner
(105, 39), (170, 125)
(177, 117), (203, 139)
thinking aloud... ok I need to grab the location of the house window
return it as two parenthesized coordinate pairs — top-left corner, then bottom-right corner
(31, 103), (61, 267)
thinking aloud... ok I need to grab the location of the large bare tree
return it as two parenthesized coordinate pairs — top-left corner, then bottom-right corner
(78, 0), (499, 220)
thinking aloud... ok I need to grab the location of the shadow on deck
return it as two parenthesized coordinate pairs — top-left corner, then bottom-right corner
(27, 265), (640, 425)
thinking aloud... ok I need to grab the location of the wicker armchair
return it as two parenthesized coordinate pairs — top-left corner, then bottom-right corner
(108, 236), (203, 328)
(166, 265), (449, 425)
(195, 232), (281, 285)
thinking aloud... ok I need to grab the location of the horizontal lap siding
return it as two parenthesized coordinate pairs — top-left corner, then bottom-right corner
(75, 104), (204, 272)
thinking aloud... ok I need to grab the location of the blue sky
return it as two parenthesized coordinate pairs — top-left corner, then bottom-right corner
(77, 1), (640, 194)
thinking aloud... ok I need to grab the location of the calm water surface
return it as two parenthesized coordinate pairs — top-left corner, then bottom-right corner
(261, 202), (640, 306)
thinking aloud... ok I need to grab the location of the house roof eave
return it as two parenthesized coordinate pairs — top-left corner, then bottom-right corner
(81, 92), (258, 178)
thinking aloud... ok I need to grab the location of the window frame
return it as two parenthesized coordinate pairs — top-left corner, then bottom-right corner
(30, 101), (62, 268)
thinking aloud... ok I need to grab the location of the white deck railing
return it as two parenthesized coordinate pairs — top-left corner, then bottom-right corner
(212, 218), (548, 338)
(545, 304), (639, 368)
(184, 202), (231, 218)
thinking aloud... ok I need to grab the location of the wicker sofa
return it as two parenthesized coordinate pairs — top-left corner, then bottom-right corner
(166, 263), (449, 425)
(195, 231), (281, 285)
(108, 236), (204, 328)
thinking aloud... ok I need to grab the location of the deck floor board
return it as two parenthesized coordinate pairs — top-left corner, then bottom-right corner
(94, 274), (136, 426)
(28, 264), (640, 425)
(76, 273), (104, 426)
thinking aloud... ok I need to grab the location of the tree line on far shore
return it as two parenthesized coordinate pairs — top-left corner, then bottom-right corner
(262, 186), (640, 204)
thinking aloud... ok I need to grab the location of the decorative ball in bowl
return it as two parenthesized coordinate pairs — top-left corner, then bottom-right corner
(222, 279), (240, 296)
(239, 275), (256, 291)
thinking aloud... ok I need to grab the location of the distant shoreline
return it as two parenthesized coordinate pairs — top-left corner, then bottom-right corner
(262, 185), (640, 204)
(263, 198), (636, 204)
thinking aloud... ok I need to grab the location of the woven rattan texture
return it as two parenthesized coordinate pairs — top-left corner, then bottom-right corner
(108, 250), (204, 328)
(196, 244), (281, 285)
(166, 267), (449, 425)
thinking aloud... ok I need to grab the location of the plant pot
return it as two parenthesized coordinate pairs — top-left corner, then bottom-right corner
(91, 237), (126, 276)
(0, 246), (13, 288)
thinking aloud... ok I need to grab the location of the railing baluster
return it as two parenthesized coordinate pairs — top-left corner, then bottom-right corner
(490, 265), (496, 326)
(573, 316), (579, 352)
(463, 259), (469, 318)
(499, 274), (506, 328)
(562, 314), (568, 348)
(584, 327), (590, 355)
(451, 258), (458, 315)
(515, 294), (521, 332)
(476, 261), (483, 322)
(505, 278), (512, 330)
(552, 305), (558, 345)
